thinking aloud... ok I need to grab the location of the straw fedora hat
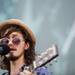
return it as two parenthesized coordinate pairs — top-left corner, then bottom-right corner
(0, 19), (36, 46)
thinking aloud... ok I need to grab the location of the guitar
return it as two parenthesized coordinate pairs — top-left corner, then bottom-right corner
(23, 44), (58, 71)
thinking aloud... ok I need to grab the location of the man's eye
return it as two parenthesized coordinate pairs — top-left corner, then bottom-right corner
(0, 38), (9, 44)
(12, 38), (20, 45)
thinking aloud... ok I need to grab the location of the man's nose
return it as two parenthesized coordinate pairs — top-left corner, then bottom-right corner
(8, 40), (13, 47)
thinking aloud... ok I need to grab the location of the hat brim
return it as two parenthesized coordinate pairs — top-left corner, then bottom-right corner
(0, 19), (36, 45)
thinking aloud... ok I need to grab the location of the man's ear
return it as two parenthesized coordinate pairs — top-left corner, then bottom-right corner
(24, 42), (30, 50)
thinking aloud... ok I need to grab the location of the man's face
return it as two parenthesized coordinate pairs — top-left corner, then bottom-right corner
(2, 31), (28, 60)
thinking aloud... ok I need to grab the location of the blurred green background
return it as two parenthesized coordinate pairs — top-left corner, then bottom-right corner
(0, 0), (75, 75)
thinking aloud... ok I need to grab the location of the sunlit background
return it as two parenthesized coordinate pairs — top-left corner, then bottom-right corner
(0, 0), (75, 75)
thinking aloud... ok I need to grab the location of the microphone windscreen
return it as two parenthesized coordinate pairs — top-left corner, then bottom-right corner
(0, 44), (10, 55)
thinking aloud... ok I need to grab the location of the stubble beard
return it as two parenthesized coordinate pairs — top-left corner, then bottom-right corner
(5, 53), (21, 61)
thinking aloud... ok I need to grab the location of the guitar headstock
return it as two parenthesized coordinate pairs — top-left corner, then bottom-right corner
(33, 44), (58, 69)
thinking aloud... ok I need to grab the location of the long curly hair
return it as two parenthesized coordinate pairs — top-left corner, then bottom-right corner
(0, 25), (36, 70)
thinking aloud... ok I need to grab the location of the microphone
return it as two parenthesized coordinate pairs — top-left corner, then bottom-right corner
(0, 43), (10, 55)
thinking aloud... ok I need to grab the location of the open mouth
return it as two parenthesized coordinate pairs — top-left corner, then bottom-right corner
(10, 48), (16, 51)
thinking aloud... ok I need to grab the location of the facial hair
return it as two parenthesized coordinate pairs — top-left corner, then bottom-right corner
(5, 53), (21, 61)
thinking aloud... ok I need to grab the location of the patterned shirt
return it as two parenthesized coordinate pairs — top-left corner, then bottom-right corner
(2, 66), (52, 75)
(36, 66), (52, 75)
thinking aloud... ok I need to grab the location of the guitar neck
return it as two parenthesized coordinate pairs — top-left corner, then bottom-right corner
(33, 44), (58, 69)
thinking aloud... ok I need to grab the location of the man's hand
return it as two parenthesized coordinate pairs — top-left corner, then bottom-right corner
(19, 70), (36, 75)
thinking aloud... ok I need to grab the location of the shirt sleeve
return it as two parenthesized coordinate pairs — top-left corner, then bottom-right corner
(35, 66), (53, 75)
